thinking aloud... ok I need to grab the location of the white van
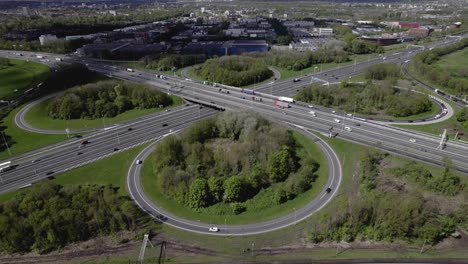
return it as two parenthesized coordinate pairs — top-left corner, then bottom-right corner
(309, 111), (316, 117)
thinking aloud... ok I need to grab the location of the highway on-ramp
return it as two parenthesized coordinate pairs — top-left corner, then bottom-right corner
(127, 126), (342, 236)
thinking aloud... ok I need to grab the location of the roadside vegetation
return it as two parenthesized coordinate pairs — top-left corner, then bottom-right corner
(296, 63), (433, 118)
(192, 56), (273, 86)
(47, 80), (173, 120)
(148, 112), (323, 220)
(410, 38), (468, 96)
(0, 57), (50, 99)
(139, 54), (206, 72)
(309, 151), (467, 245)
(0, 182), (141, 254)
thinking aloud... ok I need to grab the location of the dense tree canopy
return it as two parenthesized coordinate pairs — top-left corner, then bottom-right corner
(139, 54), (207, 72)
(152, 112), (319, 213)
(193, 56), (273, 86)
(295, 81), (432, 118)
(48, 80), (172, 119)
(0, 182), (141, 254)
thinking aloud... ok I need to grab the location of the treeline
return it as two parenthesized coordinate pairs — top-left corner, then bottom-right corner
(139, 54), (206, 71)
(247, 47), (349, 71)
(0, 38), (92, 54)
(193, 56), (273, 86)
(0, 57), (9, 69)
(48, 80), (172, 120)
(295, 81), (432, 117)
(411, 38), (468, 95)
(153, 112), (319, 212)
(309, 152), (467, 244)
(456, 108), (468, 129)
(365, 63), (401, 81)
(0, 182), (141, 254)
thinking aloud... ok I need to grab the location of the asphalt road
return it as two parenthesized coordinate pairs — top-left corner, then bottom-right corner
(0, 105), (218, 193)
(127, 125), (342, 236)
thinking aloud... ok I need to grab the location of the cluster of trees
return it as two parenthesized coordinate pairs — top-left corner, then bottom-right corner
(308, 152), (467, 244)
(0, 57), (9, 69)
(0, 182), (141, 254)
(153, 112), (319, 212)
(365, 63), (401, 81)
(392, 160), (464, 196)
(267, 18), (292, 45)
(247, 47), (349, 71)
(456, 108), (468, 129)
(331, 24), (384, 54)
(48, 81), (172, 120)
(296, 81), (432, 117)
(411, 38), (468, 95)
(139, 54), (206, 71)
(193, 56), (273, 86)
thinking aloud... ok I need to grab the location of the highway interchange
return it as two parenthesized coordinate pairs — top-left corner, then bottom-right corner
(1, 34), (468, 235)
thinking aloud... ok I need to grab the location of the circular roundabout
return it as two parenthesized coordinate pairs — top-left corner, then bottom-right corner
(127, 126), (342, 236)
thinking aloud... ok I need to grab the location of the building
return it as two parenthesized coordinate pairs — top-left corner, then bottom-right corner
(283, 20), (315, 28)
(318, 28), (333, 36)
(407, 27), (430, 37)
(39, 34), (57, 46)
(182, 40), (268, 56)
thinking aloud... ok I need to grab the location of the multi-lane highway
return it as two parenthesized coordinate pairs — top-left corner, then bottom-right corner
(127, 126), (342, 235)
(0, 105), (218, 193)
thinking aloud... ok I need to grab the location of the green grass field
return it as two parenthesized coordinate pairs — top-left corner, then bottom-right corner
(0, 144), (148, 203)
(0, 58), (50, 99)
(24, 95), (184, 131)
(0, 105), (67, 160)
(433, 47), (468, 78)
(140, 131), (328, 225)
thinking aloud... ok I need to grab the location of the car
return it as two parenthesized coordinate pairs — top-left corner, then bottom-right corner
(326, 187), (332, 193)
(408, 120), (413, 123)
(344, 126), (352, 132)
(309, 111), (317, 117)
(308, 105), (313, 108)
(81, 140), (89, 145)
(354, 123), (361, 126)
(162, 124), (168, 127)
(435, 114), (441, 118)
(293, 78), (301, 82)
(346, 113), (353, 117)
(77, 152), (83, 155)
(368, 118), (374, 120)
(128, 127), (133, 131)
(331, 110), (336, 114)
(135, 160), (143, 165)
(72, 134), (82, 138)
(46, 171), (54, 176)
(113, 148), (119, 151)
(185, 104), (190, 107)
(409, 138), (416, 143)
(165, 109), (171, 112)
(199, 106), (203, 109)
(209, 227), (219, 232)
(226, 91), (230, 94)
(334, 118), (341, 123)
(32, 159), (40, 163)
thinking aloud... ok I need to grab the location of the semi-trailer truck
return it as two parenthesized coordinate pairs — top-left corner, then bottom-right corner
(278, 96), (294, 103)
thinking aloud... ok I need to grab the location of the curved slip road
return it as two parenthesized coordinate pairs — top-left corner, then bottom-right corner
(127, 124), (342, 236)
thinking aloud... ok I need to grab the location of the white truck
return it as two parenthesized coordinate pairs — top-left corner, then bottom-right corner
(278, 96), (294, 103)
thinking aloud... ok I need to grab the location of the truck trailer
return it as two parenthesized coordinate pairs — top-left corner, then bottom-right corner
(274, 100), (289, 109)
(278, 96), (294, 103)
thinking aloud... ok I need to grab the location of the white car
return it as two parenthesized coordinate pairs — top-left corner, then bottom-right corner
(344, 126), (352, 132)
(435, 114), (441, 119)
(308, 105), (313, 108)
(309, 111), (316, 117)
(346, 113), (353, 117)
(409, 139), (416, 143)
(334, 118), (341, 123)
(331, 110), (336, 114)
(209, 227), (219, 232)
(135, 160), (143, 165)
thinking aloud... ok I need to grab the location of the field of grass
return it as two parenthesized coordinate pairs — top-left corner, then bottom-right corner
(23, 95), (184, 131)
(433, 47), (468, 78)
(0, 106), (67, 160)
(140, 131), (328, 225)
(0, 144), (148, 203)
(0, 58), (50, 99)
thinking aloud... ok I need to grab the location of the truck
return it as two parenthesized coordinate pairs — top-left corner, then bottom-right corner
(274, 100), (289, 109)
(126, 68), (134, 72)
(14, 53), (23, 56)
(0, 161), (11, 173)
(241, 89), (255, 95)
(278, 96), (294, 103)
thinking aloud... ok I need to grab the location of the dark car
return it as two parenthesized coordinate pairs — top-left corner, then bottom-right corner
(162, 123), (168, 127)
(408, 120), (414, 123)
(72, 134), (82, 138)
(77, 152), (83, 155)
(113, 148), (119, 151)
(354, 123), (361, 126)
(128, 127), (133, 131)
(81, 140), (89, 145)
(326, 187), (332, 193)
(46, 171), (54, 176)
(293, 78), (301, 82)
